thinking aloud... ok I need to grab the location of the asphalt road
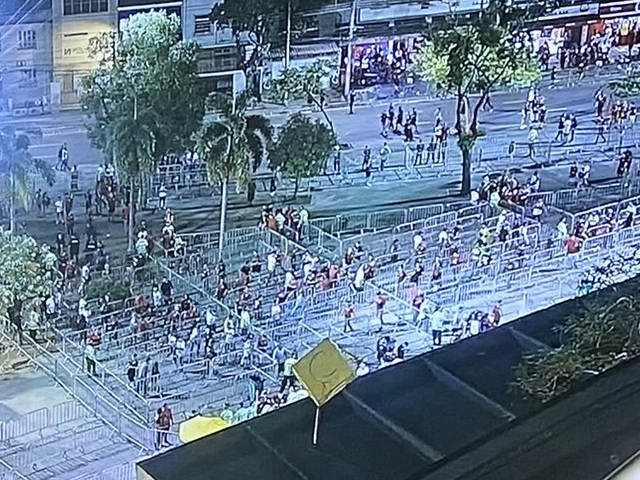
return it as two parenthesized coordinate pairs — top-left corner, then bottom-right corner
(0, 73), (634, 254)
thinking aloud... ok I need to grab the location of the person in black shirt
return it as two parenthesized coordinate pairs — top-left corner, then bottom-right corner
(56, 232), (66, 257)
(85, 191), (92, 216)
(160, 278), (173, 301)
(69, 235), (80, 262)
(180, 295), (191, 312)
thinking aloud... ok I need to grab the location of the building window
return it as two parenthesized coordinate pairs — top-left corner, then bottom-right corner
(18, 31), (37, 50)
(63, 0), (108, 15)
(194, 15), (211, 35)
(19, 69), (37, 88)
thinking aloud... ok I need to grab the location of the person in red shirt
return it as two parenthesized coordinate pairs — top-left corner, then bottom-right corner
(375, 292), (387, 328)
(491, 302), (503, 326)
(565, 234), (581, 254)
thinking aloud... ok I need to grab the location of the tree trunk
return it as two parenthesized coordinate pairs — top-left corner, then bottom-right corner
(293, 177), (300, 200)
(218, 180), (228, 256)
(9, 171), (15, 235)
(461, 145), (472, 196)
(127, 178), (135, 253)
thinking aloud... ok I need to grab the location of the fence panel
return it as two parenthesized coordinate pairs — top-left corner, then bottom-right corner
(406, 204), (444, 223)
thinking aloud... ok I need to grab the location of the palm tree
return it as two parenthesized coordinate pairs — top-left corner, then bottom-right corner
(195, 92), (273, 254)
(0, 127), (54, 234)
(108, 101), (156, 252)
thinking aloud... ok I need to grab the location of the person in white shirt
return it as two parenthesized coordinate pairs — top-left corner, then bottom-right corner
(158, 184), (167, 210)
(45, 296), (56, 320)
(223, 317), (235, 352)
(54, 198), (64, 224)
(280, 354), (297, 392)
(271, 302), (282, 322)
(78, 297), (91, 319)
(438, 228), (448, 246)
(205, 309), (215, 327)
(241, 338), (252, 367)
(413, 232), (423, 251)
(240, 309), (251, 335)
(430, 309), (446, 346)
(557, 218), (568, 240)
(152, 287), (162, 308)
(354, 265), (365, 290)
(356, 359), (370, 377)
(267, 251), (278, 274)
(299, 207), (309, 226)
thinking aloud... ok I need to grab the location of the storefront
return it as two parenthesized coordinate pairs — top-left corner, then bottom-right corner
(590, 1), (640, 46)
(339, 35), (423, 89)
(530, 3), (600, 53)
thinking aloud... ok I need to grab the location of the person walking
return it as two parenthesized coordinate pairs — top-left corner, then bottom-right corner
(85, 341), (97, 375)
(380, 111), (388, 137)
(279, 353), (297, 393)
(56, 142), (69, 171)
(344, 303), (356, 333)
(379, 142), (391, 171)
(158, 184), (167, 210)
(527, 127), (538, 158)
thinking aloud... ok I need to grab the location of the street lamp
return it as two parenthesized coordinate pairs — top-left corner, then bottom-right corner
(343, 0), (358, 100)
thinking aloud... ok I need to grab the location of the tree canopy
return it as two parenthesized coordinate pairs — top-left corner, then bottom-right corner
(209, 0), (333, 78)
(0, 230), (56, 316)
(269, 113), (336, 197)
(416, 1), (544, 194)
(82, 11), (205, 173)
(610, 75), (640, 98)
(266, 59), (335, 133)
(514, 287), (640, 403)
(0, 127), (54, 233)
(196, 92), (273, 187)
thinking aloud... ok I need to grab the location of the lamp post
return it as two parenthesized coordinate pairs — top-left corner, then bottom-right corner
(343, 0), (357, 100)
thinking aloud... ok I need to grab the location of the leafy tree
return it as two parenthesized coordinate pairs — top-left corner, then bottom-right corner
(195, 92), (273, 253)
(0, 127), (54, 234)
(416, 1), (543, 195)
(82, 11), (205, 251)
(610, 74), (640, 98)
(266, 60), (336, 135)
(85, 274), (132, 301)
(269, 113), (336, 198)
(514, 293), (640, 403)
(0, 231), (56, 320)
(209, 0), (332, 97)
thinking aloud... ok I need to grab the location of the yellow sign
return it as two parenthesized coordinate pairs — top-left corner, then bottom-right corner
(178, 415), (229, 443)
(292, 339), (355, 407)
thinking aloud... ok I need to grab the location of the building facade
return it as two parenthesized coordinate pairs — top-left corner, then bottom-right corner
(0, 0), (54, 115)
(51, 0), (117, 107)
(183, 0), (245, 95)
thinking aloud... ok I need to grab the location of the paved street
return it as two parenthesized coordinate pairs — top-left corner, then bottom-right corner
(2, 63), (640, 480)
(1, 73), (634, 256)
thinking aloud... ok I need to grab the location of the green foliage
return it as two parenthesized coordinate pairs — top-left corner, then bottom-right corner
(610, 75), (640, 98)
(414, 1), (545, 194)
(0, 127), (54, 226)
(209, 0), (334, 77)
(417, 26), (541, 98)
(81, 11), (205, 179)
(195, 92), (273, 187)
(85, 274), (132, 302)
(514, 295), (640, 403)
(266, 60), (333, 104)
(269, 113), (336, 197)
(0, 231), (55, 315)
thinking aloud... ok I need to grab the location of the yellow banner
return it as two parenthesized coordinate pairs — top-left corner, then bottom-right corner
(293, 339), (355, 407)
